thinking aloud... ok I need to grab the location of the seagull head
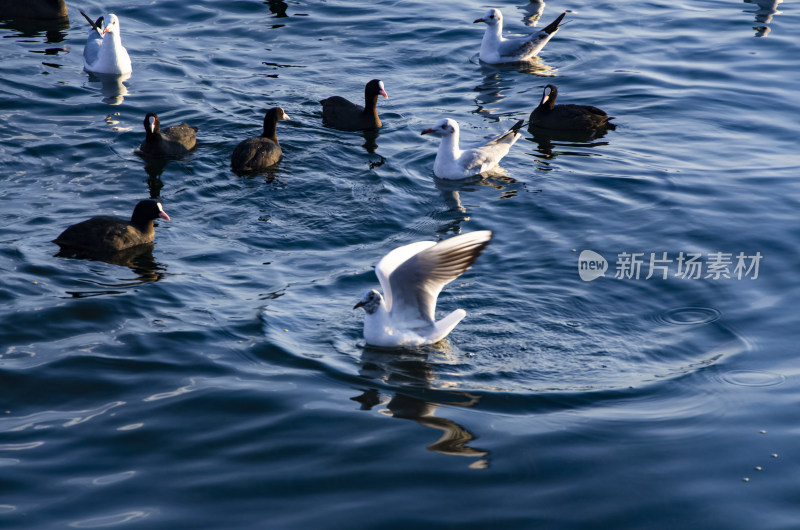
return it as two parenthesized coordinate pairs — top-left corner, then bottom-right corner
(421, 118), (458, 137)
(474, 8), (502, 26)
(102, 14), (120, 35)
(353, 289), (383, 314)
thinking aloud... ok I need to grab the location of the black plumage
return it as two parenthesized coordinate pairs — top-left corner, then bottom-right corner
(320, 79), (388, 131)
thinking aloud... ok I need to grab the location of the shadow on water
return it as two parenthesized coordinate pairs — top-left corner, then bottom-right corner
(265, 0), (289, 18)
(139, 157), (169, 198)
(232, 164), (288, 186)
(524, 127), (614, 163)
(0, 16), (68, 35)
(478, 56), (556, 79)
(136, 151), (203, 198)
(54, 243), (167, 295)
(473, 59), (556, 113)
(354, 347), (489, 468)
(362, 129), (381, 155)
(0, 15), (68, 68)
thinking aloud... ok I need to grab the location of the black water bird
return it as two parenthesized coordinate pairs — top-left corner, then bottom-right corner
(231, 107), (290, 172)
(529, 84), (613, 132)
(0, 0), (67, 19)
(54, 200), (170, 255)
(320, 79), (388, 131)
(140, 113), (198, 157)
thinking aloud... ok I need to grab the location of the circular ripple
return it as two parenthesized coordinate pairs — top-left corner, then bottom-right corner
(721, 370), (786, 387)
(656, 307), (721, 325)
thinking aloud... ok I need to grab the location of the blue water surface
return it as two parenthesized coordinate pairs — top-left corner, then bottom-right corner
(1, 0), (799, 528)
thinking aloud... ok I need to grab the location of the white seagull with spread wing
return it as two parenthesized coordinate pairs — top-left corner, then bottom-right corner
(354, 231), (493, 347)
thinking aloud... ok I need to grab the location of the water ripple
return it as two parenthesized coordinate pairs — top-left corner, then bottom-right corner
(654, 306), (722, 326)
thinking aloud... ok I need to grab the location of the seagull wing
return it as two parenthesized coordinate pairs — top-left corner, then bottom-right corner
(382, 231), (492, 327)
(481, 120), (525, 147)
(460, 120), (524, 173)
(84, 35), (103, 67)
(81, 10), (105, 67)
(496, 34), (541, 59)
(497, 12), (565, 60)
(376, 240), (437, 313)
(80, 10), (102, 31)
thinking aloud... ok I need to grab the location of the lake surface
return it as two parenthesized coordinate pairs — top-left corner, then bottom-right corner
(1, 0), (799, 528)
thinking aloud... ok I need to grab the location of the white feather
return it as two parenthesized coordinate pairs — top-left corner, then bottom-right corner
(423, 118), (522, 180)
(476, 8), (563, 64)
(355, 231), (492, 347)
(84, 14), (132, 75)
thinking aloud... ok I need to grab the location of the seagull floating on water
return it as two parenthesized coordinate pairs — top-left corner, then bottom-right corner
(81, 11), (131, 75)
(421, 118), (524, 180)
(474, 8), (565, 64)
(354, 231), (492, 347)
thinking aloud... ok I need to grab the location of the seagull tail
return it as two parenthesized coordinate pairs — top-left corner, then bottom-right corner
(542, 12), (566, 35)
(80, 10), (99, 30)
(430, 309), (467, 343)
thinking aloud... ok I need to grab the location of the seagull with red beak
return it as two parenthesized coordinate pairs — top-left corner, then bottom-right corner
(82, 12), (132, 75)
(421, 118), (524, 180)
(474, 8), (565, 63)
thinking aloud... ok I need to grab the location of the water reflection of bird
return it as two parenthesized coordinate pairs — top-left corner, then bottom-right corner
(520, 0), (546, 26)
(137, 152), (169, 198)
(743, 0), (782, 36)
(87, 71), (130, 105)
(743, 0), (782, 24)
(432, 173), (522, 234)
(266, 0), (289, 18)
(474, 60), (555, 117)
(354, 349), (488, 466)
(59, 243), (167, 289)
(362, 129), (381, 155)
